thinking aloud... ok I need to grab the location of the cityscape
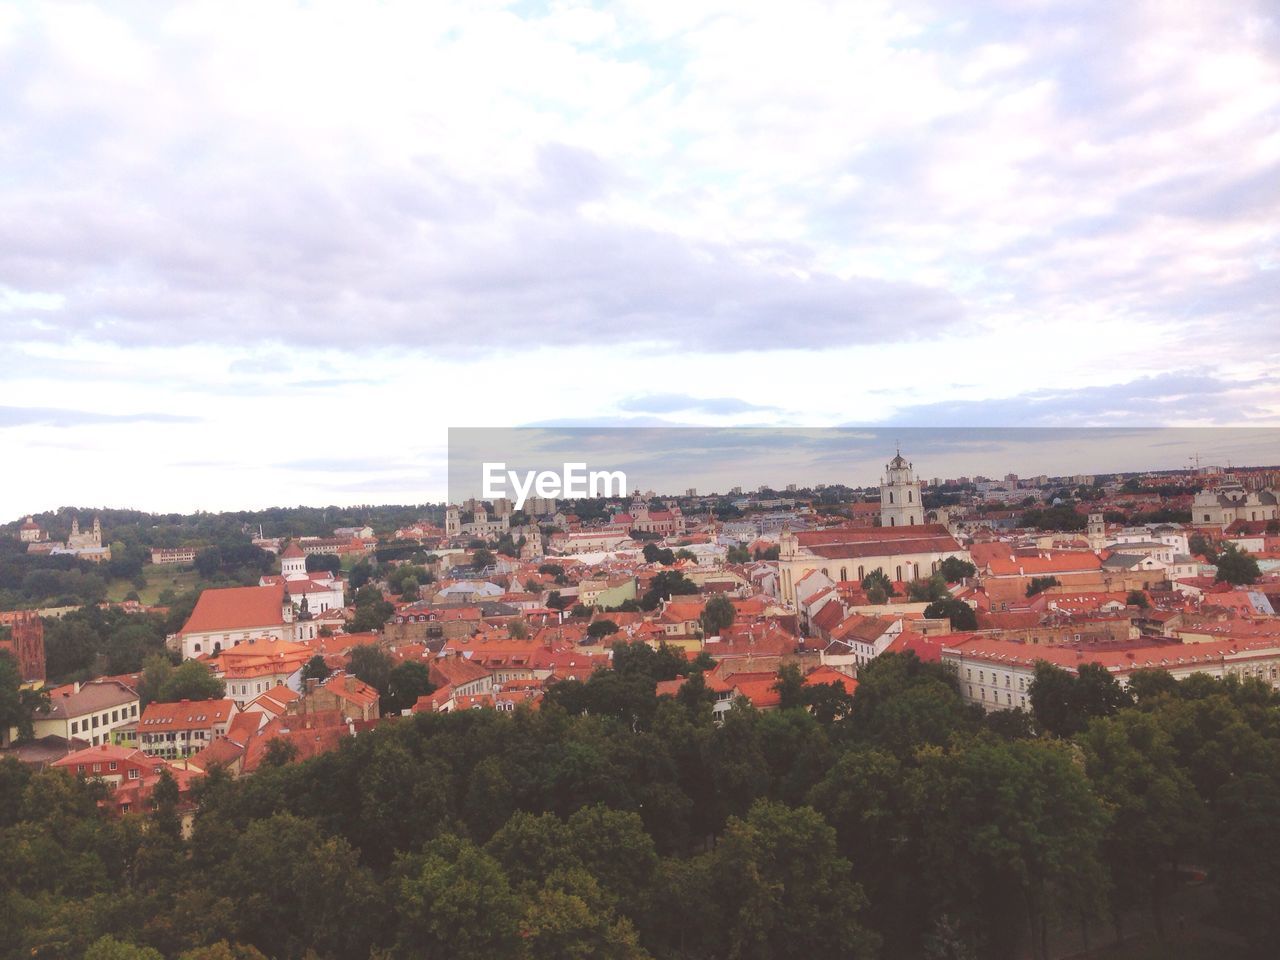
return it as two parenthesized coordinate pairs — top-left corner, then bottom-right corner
(3, 1), (1279, 959)
(4, 450), (1280, 957)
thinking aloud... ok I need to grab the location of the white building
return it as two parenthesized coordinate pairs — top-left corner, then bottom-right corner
(943, 635), (1280, 713)
(21, 679), (140, 747)
(1192, 480), (1280, 528)
(880, 452), (923, 528)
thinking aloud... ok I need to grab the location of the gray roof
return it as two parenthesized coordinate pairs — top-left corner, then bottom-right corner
(1101, 553), (1148, 570)
(38, 680), (138, 720)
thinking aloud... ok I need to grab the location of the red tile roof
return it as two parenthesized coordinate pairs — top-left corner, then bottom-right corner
(181, 583), (286, 634)
(140, 698), (237, 730)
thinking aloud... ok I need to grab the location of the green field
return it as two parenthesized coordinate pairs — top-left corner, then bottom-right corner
(105, 564), (202, 605)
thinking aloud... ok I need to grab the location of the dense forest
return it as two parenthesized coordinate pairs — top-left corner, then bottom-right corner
(3, 650), (1279, 960)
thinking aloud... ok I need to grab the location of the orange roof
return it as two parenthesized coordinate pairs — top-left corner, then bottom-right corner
(804, 665), (858, 695)
(181, 583), (286, 634)
(429, 657), (491, 688)
(943, 635), (1280, 673)
(732, 675), (782, 709)
(985, 552), (1102, 576)
(320, 673), (380, 707)
(281, 542), (305, 559)
(140, 698), (237, 730)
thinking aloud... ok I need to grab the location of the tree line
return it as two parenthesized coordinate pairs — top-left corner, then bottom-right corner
(2, 646), (1279, 959)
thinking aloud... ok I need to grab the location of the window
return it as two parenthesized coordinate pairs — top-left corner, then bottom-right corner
(109, 761), (117, 771)
(71, 720), (78, 734)
(112, 710), (119, 722)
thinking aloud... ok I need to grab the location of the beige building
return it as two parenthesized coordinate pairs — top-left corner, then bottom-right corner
(1192, 480), (1280, 528)
(778, 524), (969, 607)
(22, 679), (140, 747)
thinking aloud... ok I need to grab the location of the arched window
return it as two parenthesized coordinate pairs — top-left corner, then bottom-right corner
(890, 517), (896, 526)
(896, 565), (903, 581)
(908, 490), (913, 503)
(889, 491), (894, 504)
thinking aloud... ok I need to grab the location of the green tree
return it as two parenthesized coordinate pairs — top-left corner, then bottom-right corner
(138, 652), (175, 706)
(1081, 711), (1206, 940)
(709, 800), (879, 960)
(177, 943), (269, 960)
(217, 812), (382, 960)
(383, 660), (434, 714)
(84, 936), (164, 960)
(906, 573), (948, 603)
(1026, 575), (1060, 597)
(586, 619), (620, 640)
(641, 543), (676, 566)
(1214, 771), (1280, 953)
(1029, 661), (1131, 738)
(849, 652), (975, 754)
(923, 597), (978, 630)
(347, 645), (394, 696)
(0, 653), (48, 742)
(1188, 532), (1213, 557)
(861, 568), (895, 598)
(1029, 661), (1078, 737)
(157, 660), (225, 702)
(639, 571), (699, 610)
(936, 552), (972, 583)
(772, 663), (806, 710)
(301, 654), (330, 683)
(1126, 589), (1150, 608)
(397, 836), (524, 960)
(913, 737), (1108, 960)
(1214, 543), (1261, 585)
(349, 584), (394, 632)
(699, 595), (735, 637)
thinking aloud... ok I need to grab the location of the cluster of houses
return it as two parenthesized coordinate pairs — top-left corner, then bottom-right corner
(6, 453), (1280, 819)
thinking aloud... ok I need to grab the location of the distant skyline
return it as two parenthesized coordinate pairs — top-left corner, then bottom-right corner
(1, 1), (1277, 515)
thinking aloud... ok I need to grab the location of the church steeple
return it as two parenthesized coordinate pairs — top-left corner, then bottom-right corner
(880, 450), (922, 528)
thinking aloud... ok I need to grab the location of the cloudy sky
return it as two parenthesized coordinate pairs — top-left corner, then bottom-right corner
(2, 0), (1278, 515)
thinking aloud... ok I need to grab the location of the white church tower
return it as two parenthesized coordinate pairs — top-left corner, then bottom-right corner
(280, 541), (307, 579)
(880, 450), (922, 528)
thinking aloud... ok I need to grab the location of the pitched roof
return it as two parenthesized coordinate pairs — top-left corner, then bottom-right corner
(38, 679), (138, 719)
(140, 698), (237, 730)
(181, 583), (286, 634)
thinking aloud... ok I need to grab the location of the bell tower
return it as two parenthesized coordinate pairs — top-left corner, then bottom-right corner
(1087, 512), (1106, 550)
(879, 449), (923, 528)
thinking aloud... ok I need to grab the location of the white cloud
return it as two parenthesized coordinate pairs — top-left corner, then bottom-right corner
(1, 0), (1278, 511)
